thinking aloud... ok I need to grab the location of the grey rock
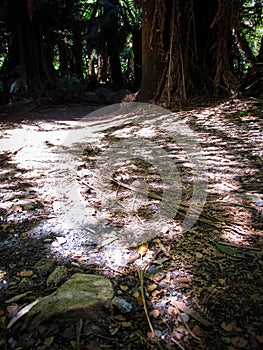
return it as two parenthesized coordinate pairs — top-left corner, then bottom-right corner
(23, 274), (114, 330)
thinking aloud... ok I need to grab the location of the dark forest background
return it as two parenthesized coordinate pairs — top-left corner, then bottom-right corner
(0, 0), (262, 107)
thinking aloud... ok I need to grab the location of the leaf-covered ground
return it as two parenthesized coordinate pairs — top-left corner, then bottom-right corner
(0, 98), (262, 349)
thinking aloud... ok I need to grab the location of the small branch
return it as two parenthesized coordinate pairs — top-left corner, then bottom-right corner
(137, 269), (155, 334)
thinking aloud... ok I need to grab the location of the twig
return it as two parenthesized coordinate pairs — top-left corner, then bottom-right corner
(173, 303), (199, 340)
(171, 337), (186, 350)
(76, 318), (83, 350)
(138, 268), (164, 349)
(137, 269), (155, 335)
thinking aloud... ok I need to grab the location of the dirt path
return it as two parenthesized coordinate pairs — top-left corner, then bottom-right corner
(0, 99), (262, 349)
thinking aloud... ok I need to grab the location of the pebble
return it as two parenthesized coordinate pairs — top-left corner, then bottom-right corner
(113, 296), (133, 313)
(178, 312), (190, 323)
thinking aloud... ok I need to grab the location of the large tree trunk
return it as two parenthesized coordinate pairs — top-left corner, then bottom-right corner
(16, 0), (55, 96)
(137, 0), (165, 101)
(137, 0), (238, 105)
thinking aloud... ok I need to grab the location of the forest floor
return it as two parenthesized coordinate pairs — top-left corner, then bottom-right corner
(0, 97), (262, 350)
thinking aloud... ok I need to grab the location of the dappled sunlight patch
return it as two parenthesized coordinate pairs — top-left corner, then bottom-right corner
(0, 99), (262, 349)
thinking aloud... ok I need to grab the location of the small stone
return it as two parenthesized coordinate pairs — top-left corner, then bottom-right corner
(46, 265), (68, 287)
(147, 266), (160, 275)
(56, 236), (67, 245)
(178, 312), (190, 323)
(113, 296), (133, 313)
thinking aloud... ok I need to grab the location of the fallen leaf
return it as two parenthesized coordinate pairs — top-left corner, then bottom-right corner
(7, 304), (18, 317)
(221, 321), (233, 332)
(0, 270), (6, 279)
(178, 276), (188, 283)
(192, 325), (203, 337)
(0, 316), (6, 329)
(133, 291), (140, 298)
(147, 283), (157, 292)
(120, 285), (128, 291)
(1, 224), (9, 231)
(5, 291), (32, 304)
(162, 271), (171, 283)
(17, 270), (33, 277)
(113, 314), (126, 321)
(44, 336), (54, 347)
(98, 237), (118, 248)
(7, 299), (39, 329)
(218, 278), (226, 285)
(231, 336), (248, 348)
(168, 305), (176, 316)
(195, 252), (203, 259)
(171, 300), (211, 326)
(154, 238), (170, 256)
(150, 309), (160, 318)
(215, 242), (253, 259)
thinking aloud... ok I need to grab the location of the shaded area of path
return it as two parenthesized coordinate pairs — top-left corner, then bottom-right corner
(0, 99), (262, 349)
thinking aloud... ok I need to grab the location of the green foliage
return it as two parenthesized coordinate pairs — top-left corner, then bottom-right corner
(242, 0), (263, 56)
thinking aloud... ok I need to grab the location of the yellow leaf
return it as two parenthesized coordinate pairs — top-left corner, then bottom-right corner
(138, 243), (148, 257)
(17, 270), (33, 277)
(122, 322), (132, 327)
(195, 252), (203, 259)
(221, 321), (233, 332)
(218, 278), (226, 285)
(133, 291), (140, 298)
(147, 283), (157, 292)
(120, 285), (129, 291)
(1, 224), (9, 232)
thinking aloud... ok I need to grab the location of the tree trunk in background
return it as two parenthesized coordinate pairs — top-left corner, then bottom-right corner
(16, 0), (54, 95)
(97, 51), (109, 83)
(137, 0), (238, 105)
(105, 1), (122, 86)
(132, 27), (142, 89)
(58, 39), (69, 73)
(137, 0), (165, 101)
(72, 27), (83, 79)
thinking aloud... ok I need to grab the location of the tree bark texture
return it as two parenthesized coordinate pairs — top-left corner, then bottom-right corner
(137, 0), (239, 105)
(16, 0), (54, 95)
